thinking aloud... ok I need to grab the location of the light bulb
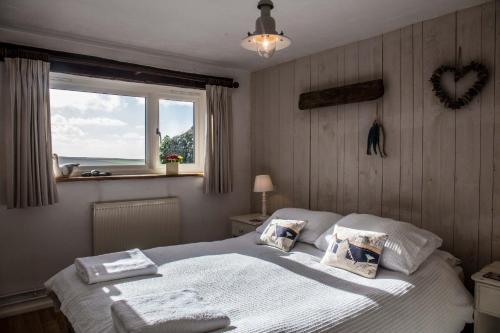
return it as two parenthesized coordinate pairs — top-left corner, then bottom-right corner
(257, 35), (277, 58)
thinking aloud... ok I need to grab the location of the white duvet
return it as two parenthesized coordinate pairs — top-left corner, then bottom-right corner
(46, 232), (473, 333)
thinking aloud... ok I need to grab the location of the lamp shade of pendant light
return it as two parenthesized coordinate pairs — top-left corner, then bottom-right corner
(241, 0), (291, 59)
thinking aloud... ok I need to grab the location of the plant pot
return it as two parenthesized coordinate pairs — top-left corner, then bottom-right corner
(166, 162), (179, 175)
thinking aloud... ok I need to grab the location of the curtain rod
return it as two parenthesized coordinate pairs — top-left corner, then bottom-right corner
(0, 42), (239, 89)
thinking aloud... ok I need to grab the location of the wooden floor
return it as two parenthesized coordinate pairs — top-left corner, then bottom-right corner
(0, 308), (71, 333)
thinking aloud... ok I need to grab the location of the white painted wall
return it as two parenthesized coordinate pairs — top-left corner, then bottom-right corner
(0, 28), (252, 296)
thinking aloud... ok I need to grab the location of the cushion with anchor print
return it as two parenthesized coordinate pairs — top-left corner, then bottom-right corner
(259, 219), (307, 252)
(321, 226), (388, 278)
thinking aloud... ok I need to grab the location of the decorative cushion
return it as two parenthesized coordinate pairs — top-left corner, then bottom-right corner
(332, 214), (442, 275)
(259, 219), (307, 252)
(320, 226), (388, 278)
(256, 208), (343, 245)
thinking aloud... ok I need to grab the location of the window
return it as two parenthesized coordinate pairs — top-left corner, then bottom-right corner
(50, 73), (206, 174)
(51, 89), (146, 166)
(159, 100), (194, 164)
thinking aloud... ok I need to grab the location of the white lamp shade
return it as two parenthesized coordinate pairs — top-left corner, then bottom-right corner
(253, 174), (274, 192)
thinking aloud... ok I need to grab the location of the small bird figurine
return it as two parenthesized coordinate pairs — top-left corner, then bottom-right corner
(52, 154), (80, 178)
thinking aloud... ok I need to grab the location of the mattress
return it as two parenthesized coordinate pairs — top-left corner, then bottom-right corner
(45, 232), (473, 333)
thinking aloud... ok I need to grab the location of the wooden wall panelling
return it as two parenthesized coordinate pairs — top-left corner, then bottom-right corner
(358, 36), (383, 216)
(336, 48), (347, 214)
(251, 1), (500, 275)
(478, 0), (495, 269)
(411, 22), (424, 227)
(455, 6), (482, 282)
(400, 26), (415, 223)
(422, 13), (456, 251)
(279, 62), (295, 209)
(311, 49), (340, 212)
(251, 71), (265, 212)
(382, 30), (402, 220)
(319, 49), (341, 212)
(309, 54), (320, 210)
(261, 69), (271, 178)
(250, 72), (255, 211)
(266, 66), (282, 212)
(493, 0), (500, 260)
(293, 57), (311, 208)
(342, 43), (360, 214)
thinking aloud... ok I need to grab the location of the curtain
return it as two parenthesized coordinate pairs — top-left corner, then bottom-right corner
(4, 56), (58, 208)
(204, 85), (233, 194)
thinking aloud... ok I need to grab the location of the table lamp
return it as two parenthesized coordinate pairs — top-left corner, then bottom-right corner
(254, 174), (274, 217)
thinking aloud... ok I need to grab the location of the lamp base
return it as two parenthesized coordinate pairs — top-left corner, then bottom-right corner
(260, 192), (268, 217)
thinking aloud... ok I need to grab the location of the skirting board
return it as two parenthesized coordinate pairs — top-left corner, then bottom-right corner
(0, 296), (54, 319)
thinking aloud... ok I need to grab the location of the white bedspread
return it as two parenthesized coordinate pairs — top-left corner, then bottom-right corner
(45, 232), (473, 333)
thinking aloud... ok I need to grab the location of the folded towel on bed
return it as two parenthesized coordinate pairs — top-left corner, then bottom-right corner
(75, 248), (158, 284)
(111, 289), (230, 333)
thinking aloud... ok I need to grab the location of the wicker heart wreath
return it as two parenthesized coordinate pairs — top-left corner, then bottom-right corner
(430, 61), (489, 110)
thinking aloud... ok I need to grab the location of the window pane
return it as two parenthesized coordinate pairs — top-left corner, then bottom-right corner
(159, 99), (195, 164)
(50, 89), (146, 166)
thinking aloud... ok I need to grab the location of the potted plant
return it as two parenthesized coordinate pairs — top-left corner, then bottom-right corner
(164, 154), (183, 175)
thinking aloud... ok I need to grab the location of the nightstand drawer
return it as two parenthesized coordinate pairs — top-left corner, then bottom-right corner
(231, 221), (258, 237)
(477, 284), (500, 317)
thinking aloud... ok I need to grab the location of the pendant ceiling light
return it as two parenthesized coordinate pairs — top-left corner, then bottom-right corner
(241, 0), (291, 59)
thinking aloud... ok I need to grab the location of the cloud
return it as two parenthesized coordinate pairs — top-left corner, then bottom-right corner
(159, 100), (193, 108)
(50, 89), (122, 113)
(68, 117), (127, 127)
(53, 136), (145, 160)
(52, 114), (127, 127)
(51, 114), (86, 144)
(122, 132), (145, 140)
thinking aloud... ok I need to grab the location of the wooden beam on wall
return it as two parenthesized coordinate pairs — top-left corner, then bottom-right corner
(298, 79), (383, 110)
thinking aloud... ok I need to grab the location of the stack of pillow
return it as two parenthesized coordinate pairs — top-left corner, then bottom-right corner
(256, 208), (443, 278)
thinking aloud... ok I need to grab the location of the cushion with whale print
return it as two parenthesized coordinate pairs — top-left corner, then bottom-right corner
(259, 219), (307, 252)
(321, 226), (388, 278)
(256, 208), (343, 245)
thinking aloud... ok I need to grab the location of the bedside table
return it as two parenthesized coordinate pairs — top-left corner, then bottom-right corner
(230, 213), (267, 237)
(472, 262), (500, 333)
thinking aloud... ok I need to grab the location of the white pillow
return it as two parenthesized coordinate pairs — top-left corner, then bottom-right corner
(314, 223), (336, 251)
(256, 208), (343, 245)
(434, 250), (462, 267)
(315, 213), (442, 275)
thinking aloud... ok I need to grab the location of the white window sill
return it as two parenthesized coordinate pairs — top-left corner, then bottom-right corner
(55, 173), (203, 182)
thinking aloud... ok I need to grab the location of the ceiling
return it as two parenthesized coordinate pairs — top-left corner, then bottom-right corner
(0, 0), (488, 71)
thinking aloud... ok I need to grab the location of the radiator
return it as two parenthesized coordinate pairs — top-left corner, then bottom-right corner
(93, 197), (180, 255)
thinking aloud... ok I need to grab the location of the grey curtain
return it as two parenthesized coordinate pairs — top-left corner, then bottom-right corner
(204, 85), (232, 194)
(4, 56), (58, 208)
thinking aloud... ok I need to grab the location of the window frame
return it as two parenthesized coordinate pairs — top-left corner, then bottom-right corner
(50, 73), (206, 175)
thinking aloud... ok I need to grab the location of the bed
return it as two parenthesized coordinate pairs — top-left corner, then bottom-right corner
(46, 232), (473, 333)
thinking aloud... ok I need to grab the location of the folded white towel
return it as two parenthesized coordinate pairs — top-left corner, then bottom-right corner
(74, 248), (157, 284)
(111, 289), (230, 333)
